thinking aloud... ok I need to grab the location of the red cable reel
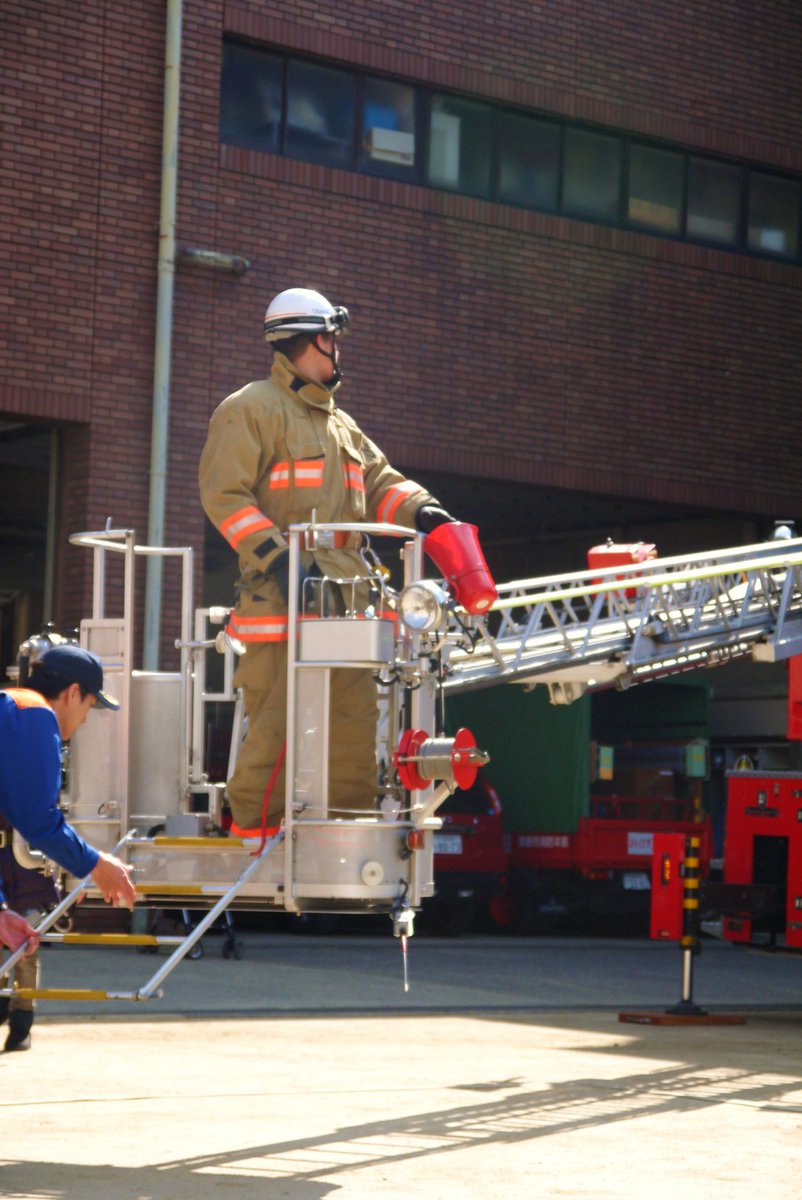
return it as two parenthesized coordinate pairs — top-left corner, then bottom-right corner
(394, 726), (488, 792)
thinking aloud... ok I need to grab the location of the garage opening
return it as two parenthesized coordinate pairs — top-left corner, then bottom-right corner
(0, 423), (57, 682)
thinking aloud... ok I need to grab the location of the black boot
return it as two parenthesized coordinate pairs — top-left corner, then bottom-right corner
(0, 997), (9, 1025)
(5, 1009), (33, 1052)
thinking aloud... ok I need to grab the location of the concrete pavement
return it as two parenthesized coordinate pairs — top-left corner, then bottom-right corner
(2, 935), (801, 1199)
(13, 928), (802, 1015)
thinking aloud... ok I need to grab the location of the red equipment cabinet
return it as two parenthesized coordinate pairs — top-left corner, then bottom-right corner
(649, 832), (687, 941)
(722, 771), (802, 949)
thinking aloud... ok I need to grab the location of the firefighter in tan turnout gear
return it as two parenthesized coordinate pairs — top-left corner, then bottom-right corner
(199, 287), (496, 836)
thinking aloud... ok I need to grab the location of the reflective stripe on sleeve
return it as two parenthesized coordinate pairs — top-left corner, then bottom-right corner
(377, 480), (425, 523)
(220, 505), (275, 549)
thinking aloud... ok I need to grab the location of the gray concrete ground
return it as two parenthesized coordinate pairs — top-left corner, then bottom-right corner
(2, 934), (802, 1199)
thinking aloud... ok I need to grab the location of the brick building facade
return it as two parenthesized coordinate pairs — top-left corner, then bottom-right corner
(2, 1), (801, 673)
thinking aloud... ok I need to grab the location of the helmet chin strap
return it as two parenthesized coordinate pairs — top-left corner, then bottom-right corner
(311, 334), (342, 389)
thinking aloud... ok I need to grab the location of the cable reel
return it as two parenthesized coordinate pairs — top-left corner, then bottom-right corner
(393, 726), (489, 792)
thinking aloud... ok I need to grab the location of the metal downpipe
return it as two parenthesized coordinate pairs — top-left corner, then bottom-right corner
(143, 0), (182, 670)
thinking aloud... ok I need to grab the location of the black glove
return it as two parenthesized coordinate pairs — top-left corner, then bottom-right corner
(414, 505), (457, 535)
(269, 550), (310, 608)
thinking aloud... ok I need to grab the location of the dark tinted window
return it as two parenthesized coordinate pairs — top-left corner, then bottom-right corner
(498, 113), (560, 210)
(563, 128), (622, 221)
(428, 94), (493, 197)
(628, 143), (684, 234)
(687, 157), (741, 245)
(748, 172), (800, 258)
(219, 43), (283, 154)
(286, 59), (356, 167)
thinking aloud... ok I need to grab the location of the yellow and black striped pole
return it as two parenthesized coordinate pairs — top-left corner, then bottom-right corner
(668, 833), (707, 1016)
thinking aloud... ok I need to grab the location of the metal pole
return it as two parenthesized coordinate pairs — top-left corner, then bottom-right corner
(668, 833), (707, 1016)
(144, 0), (182, 670)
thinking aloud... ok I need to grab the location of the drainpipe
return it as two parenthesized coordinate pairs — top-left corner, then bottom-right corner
(143, 0), (182, 670)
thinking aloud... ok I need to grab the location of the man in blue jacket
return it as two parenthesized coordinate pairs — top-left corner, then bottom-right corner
(0, 643), (136, 924)
(0, 644), (136, 1051)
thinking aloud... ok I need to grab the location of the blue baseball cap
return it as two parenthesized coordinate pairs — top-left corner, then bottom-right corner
(31, 644), (120, 710)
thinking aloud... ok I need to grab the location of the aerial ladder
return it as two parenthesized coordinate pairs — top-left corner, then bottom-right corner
(4, 522), (802, 1002)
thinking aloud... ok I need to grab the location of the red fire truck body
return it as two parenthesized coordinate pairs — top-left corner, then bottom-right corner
(652, 661), (802, 951)
(719, 771), (802, 949)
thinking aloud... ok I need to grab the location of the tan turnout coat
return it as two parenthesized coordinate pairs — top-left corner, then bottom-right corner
(199, 352), (435, 641)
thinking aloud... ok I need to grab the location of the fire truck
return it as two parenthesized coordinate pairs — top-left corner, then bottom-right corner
(434, 662), (716, 936)
(3, 521), (802, 1001)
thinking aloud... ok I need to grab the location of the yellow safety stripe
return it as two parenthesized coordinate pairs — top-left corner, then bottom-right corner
(149, 836), (247, 847)
(133, 883), (208, 892)
(46, 934), (172, 946)
(9, 988), (118, 1001)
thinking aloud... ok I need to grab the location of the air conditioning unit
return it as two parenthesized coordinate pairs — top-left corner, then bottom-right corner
(365, 128), (415, 166)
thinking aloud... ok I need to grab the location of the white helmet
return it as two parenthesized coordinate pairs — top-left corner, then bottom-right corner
(263, 287), (350, 344)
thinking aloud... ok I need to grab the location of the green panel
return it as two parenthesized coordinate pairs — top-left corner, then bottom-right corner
(445, 686), (591, 834)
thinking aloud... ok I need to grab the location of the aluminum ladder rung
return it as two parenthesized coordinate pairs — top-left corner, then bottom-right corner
(135, 836), (255, 848)
(0, 987), (156, 1002)
(40, 933), (186, 947)
(133, 883), (231, 896)
(0, 830), (284, 1002)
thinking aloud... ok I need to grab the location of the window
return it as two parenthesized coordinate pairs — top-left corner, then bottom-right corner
(562, 128), (622, 222)
(628, 143), (684, 234)
(687, 157), (741, 245)
(219, 42), (283, 154)
(218, 40), (802, 264)
(498, 113), (560, 210)
(286, 59), (356, 167)
(748, 172), (800, 258)
(361, 77), (418, 176)
(428, 95), (493, 197)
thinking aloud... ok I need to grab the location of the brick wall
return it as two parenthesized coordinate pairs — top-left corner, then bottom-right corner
(2, 0), (801, 661)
